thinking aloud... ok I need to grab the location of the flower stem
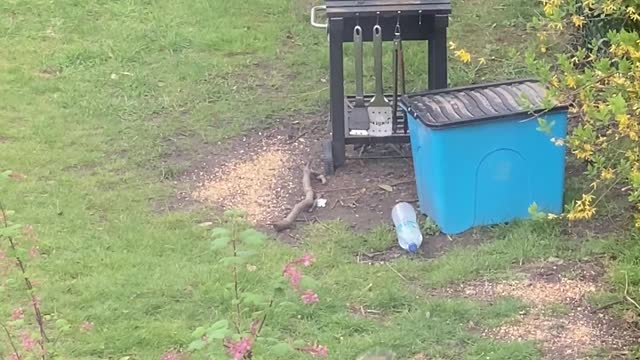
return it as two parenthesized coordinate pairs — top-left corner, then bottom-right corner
(0, 203), (48, 343)
(256, 299), (274, 337)
(0, 322), (22, 360)
(231, 222), (241, 333)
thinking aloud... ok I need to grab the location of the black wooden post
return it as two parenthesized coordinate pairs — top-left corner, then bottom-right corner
(428, 15), (448, 90)
(329, 17), (346, 169)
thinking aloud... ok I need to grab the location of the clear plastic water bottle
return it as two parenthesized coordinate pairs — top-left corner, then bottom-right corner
(392, 202), (423, 253)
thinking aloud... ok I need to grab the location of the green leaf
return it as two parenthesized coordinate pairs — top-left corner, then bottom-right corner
(292, 339), (306, 347)
(528, 202), (538, 215)
(239, 229), (266, 246)
(9, 247), (28, 260)
(0, 224), (22, 238)
(210, 237), (231, 251)
(206, 328), (229, 339)
(211, 227), (231, 239)
(272, 278), (288, 296)
(55, 319), (71, 332)
(595, 58), (612, 73)
(536, 118), (554, 135)
(619, 59), (632, 74)
(609, 94), (627, 116)
(270, 342), (294, 355)
(276, 301), (296, 307)
(0, 170), (12, 180)
(219, 256), (247, 266)
(188, 339), (207, 351)
(191, 326), (207, 339)
(209, 319), (229, 332)
(241, 292), (269, 306)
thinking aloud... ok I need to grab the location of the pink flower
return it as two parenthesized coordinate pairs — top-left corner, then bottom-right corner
(81, 321), (94, 332)
(29, 246), (39, 258)
(297, 253), (315, 267)
(283, 264), (301, 288)
(224, 336), (253, 360)
(161, 351), (183, 360)
(11, 307), (24, 320)
(298, 344), (328, 357)
(21, 332), (37, 352)
(300, 290), (319, 304)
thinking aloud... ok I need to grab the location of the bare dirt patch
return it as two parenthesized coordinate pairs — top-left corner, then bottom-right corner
(169, 115), (423, 232)
(433, 261), (640, 359)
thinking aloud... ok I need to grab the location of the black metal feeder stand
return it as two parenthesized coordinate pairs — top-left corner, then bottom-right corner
(310, 0), (452, 175)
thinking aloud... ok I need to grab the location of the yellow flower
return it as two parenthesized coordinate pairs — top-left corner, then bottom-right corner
(550, 75), (560, 88)
(543, 0), (561, 16)
(635, 216), (640, 229)
(568, 193), (597, 220)
(540, 46), (547, 53)
(448, 41), (457, 50)
(454, 49), (471, 63)
(626, 6), (640, 21)
(571, 15), (586, 28)
(549, 22), (564, 30)
(566, 75), (577, 89)
(617, 114), (640, 140)
(600, 168), (615, 180)
(573, 143), (593, 159)
(582, 193), (595, 202)
(612, 73), (628, 85)
(603, 1), (617, 14)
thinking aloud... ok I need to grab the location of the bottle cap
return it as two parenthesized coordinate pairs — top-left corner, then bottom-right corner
(408, 243), (418, 253)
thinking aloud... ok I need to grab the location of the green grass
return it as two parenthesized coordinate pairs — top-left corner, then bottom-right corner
(1, 0), (639, 359)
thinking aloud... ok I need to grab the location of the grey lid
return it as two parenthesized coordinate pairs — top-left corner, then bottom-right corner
(325, 0), (452, 17)
(402, 79), (567, 128)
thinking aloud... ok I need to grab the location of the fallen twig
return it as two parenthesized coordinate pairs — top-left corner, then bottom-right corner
(288, 124), (321, 144)
(592, 299), (624, 313)
(272, 163), (315, 232)
(390, 179), (415, 186)
(624, 271), (640, 311)
(385, 263), (408, 282)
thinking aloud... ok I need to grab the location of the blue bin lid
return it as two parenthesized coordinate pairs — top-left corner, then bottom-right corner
(401, 79), (568, 129)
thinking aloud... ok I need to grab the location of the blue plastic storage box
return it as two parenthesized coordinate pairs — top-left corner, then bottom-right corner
(402, 79), (569, 234)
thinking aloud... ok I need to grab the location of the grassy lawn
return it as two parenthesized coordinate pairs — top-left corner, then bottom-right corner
(1, 0), (639, 359)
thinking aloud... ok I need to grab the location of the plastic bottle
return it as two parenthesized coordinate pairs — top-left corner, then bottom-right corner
(391, 202), (423, 253)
